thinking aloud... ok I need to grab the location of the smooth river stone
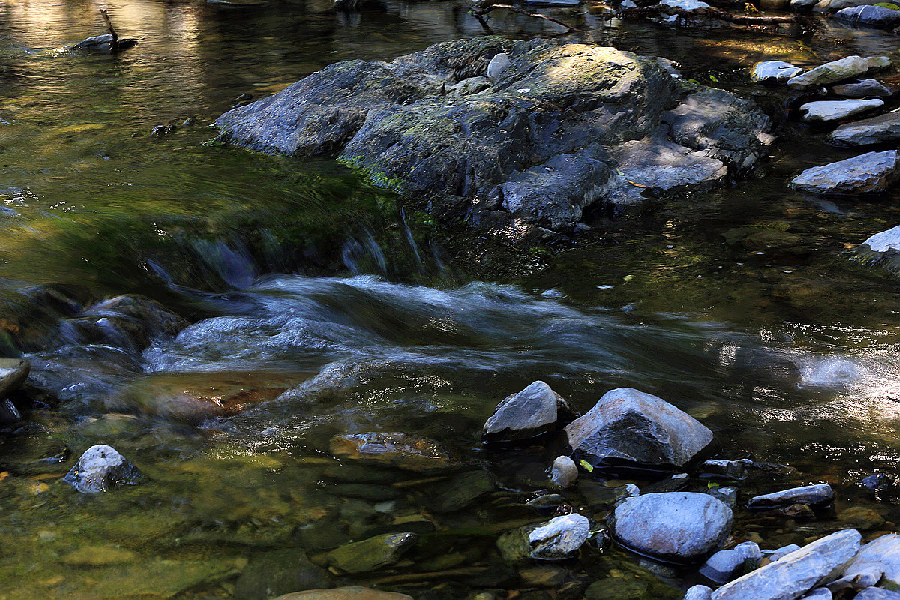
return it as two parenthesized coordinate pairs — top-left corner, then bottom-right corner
(0, 358), (30, 399)
(791, 150), (900, 195)
(799, 99), (884, 122)
(752, 61), (803, 83)
(712, 529), (862, 600)
(830, 110), (900, 146)
(528, 513), (590, 559)
(612, 492), (732, 562)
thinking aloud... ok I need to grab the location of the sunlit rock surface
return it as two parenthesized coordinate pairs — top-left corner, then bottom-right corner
(791, 150), (900, 195)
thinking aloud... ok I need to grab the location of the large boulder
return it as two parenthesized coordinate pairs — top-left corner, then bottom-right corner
(711, 529), (862, 600)
(217, 38), (770, 233)
(611, 492), (733, 562)
(835, 534), (900, 589)
(791, 150), (900, 195)
(831, 111), (900, 146)
(482, 381), (571, 442)
(564, 387), (712, 471)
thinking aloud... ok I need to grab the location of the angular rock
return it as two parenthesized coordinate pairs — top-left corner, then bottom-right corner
(748, 483), (834, 510)
(62, 444), (142, 493)
(711, 529), (862, 600)
(799, 99), (884, 122)
(832, 79), (892, 98)
(324, 532), (417, 574)
(685, 585), (713, 600)
(330, 432), (451, 472)
(830, 111), (900, 146)
(791, 150), (900, 195)
(854, 588), (900, 600)
(863, 225), (900, 253)
(612, 492), (732, 562)
(791, 0), (819, 9)
(528, 513), (590, 559)
(837, 534), (900, 588)
(661, 0), (710, 8)
(752, 61), (803, 83)
(787, 56), (878, 89)
(272, 588), (412, 600)
(0, 358), (30, 399)
(217, 38), (770, 232)
(769, 544), (802, 561)
(701, 542), (762, 583)
(565, 387), (713, 471)
(483, 381), (570, 442)
(551, 456), (578, 488)
(834, 5), (900, 28)
(486, 52), (510, 80)
(802, 589), (832, 599)
(701, 459), (747, 480)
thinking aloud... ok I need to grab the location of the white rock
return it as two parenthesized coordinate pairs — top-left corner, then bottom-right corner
(613, 492), (733, 561)
(62, 444), (142, 493)
(685, 585), (713, 600)
(483, 381), (569, 442)
(838, 534), (900, 588)
(661, 0), (711, 9)
(799, 99), (884, 122)
(711, 529), (862, 600)
(551, 456), (578, 488)
(801, 588), (832, 599)
(770, 543), (802, 561)
(863, 225), (900, 253)
(854, 588), (900, 600)
(752, 61), (803, 83)
(528, 513), (590, 559)
(486, 53), (510, 81)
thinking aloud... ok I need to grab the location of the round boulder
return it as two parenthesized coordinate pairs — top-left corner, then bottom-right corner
(611, 492), (732, 562)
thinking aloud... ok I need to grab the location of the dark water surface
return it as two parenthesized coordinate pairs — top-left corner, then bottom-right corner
(1, 1), (900, 598)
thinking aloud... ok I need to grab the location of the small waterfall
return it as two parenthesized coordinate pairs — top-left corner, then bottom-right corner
(341, 228), (387, 275)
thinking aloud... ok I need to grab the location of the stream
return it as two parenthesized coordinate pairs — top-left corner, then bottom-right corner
(1, 1), (900, 599)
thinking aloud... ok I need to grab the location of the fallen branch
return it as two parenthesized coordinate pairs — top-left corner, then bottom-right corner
(99, 9), (119, 52)
(471, 0), (585, 32)
(621, 4), (799, 24)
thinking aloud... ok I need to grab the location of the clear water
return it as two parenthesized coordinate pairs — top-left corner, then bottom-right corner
(1, 1), (900, 599)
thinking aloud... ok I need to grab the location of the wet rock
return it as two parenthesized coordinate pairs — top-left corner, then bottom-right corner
(528, 513), (590, 559)
(551, 456), (578, 488)
(791, 0), (819, 9)
(234, 548), (332, 600)
(752, 61), (803, 83)
(815, 0), (876, 11)
(854, 588), (900, 600)
(497, 525), (535, 564)
(862, 473), (893, 489)
(0, 399), (21, 424)
(836, 533), (900, 588)
(701, 459), (746, 480)
(519, 565), (568, 587)
(769, 543), (802, 561)
(330, 432), (451, 472)
(799, 99), (884, 122)
(69, 33), (138, 54)
(77, 295), (188, 351)
(272, 588), (412, 600)
(830, 111), (900, 146)
(837, 506), (885, 530)
(323, 532), (417, 573)
(863, 225), (900, 254)
(832, 79), (892, 98)
(486, 52), (510, 80)
(661, 0), (711, 7)
(482, 381), (571, 443)
(424, 470), (494, 513)
(802, 588), (832, 599)
(791, 150), (900, 195)
(565, 388), (713, 472)
(748, 483), (834, 510)
(685, 586), (713, 600)
(611, 492), (732, 562)
(711, 529), (862, 600)
(62, 444), (142, 493)
(0, 358), (30, 399)
(787, 56), (884, 89)
(834, 4), (900, 28)
(216, 38), (770, 233)
(700, 542), (762, 583)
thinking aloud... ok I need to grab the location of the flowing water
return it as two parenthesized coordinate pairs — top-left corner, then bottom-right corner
(1, 1), (900, 598)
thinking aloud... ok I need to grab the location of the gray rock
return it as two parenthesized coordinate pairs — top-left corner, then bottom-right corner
(528, 513), (590, 559)
(685, 586), (713, 600)
(830, 110), (900, 146)
(787, 56), (877, 89)
(815, 0), (878, 11)
(801, 589), (832, 600)
(62, 444), (143, 493)
(791, 150), (900, 195)
(711, 529), (862, 600)
(854, 589), (900, 600)
(216, 38), (770, 233)
(790, 0), (819, 9)
(0, 399), (20, 424)
(701, 542), (762, 583)
(752, 61), (803, 83)
(834, 5), (900, 28)
(832, 79), (891, 98)
(863, 225), (900, 253)
(486, 52), (510, 80)
(769, 544), (802, 561)
(799, 99), (884, 122)
(701, 459), (747, 480)
(748, 483), (834, 510)
(661, 0), (710, 8)
(0, 358), (30, 399)
(271, 588), (413, 600)
(234, 548), (332, 600)
(483, 381), (570, 442)
(324, 532), (417, 573)
(612, 492), (733, 562)
(708, 486), (738, 507)
(550, 456), (578, 488)
(837, 534), (900, 588)
(565, 387), (713, 471)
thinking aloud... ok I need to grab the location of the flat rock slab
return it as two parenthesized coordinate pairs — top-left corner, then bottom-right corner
(788, 55), (888, 89)
(834, 4), (900, 28)
(528, 513), (590, 559)
(831, 110), (900, 146)
(712, 529), (862, 600)
(483, 380), (570, 442)
(748, 483), (835, 510)
(612, 492), (732, 562)
(217, 37), (769, 233)
(800, 99), (884, 122)
(832, 79), (892, 98)
(791, 150), (900, 195)
(838, 534), (900, 588)
(752, 61), (803, 83)
(565, 387), (712, 470)
(274, 589), (412, 600)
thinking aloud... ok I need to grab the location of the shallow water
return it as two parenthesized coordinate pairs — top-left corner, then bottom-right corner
(1, 1), (900, 599)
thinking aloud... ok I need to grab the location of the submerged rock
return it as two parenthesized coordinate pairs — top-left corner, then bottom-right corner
(787, 55), (886, 89)
(564, 387), (712, 472)
(830, 111), (900, 146)
(711, 529), (862, 600)
(330, 432), (451, 472)
(62, 444), (142, 493)
(68, 33), (138, 54)
(528, 513), (590, 559)
(832, 79), (892, 98)
(834, 5), (900, 28)
(612, 492), (732, 562)
(324, 532), (417, 574)
(752, 61), (803, 83)
(216, 38), (770, 233)
(791, 150), (900, 195)
(482, 381), (570, 442)
(748, 483), (835, 510)
(272, 588), (412, 600)
(550, 455), (578, 488)
(799, 99), (884, 122)
(0, 358), (30, 399)
(234, 548), (332, 600)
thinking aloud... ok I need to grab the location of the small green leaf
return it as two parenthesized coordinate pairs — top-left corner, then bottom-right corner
(707, 482), (720, 489)
(709, 74), (719, 83)
(579, 459), (594, 473)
